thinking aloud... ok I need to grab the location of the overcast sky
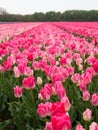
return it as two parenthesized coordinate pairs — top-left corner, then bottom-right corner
(0, 0), (98, 14)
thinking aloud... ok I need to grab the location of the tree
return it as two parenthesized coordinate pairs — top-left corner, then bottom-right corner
(44, 11), (56, 21)
(32, 12), (45, 21)
(54, 12), (62, 21)
(0, 9), (98, 22)
(0, 7), (8, 15)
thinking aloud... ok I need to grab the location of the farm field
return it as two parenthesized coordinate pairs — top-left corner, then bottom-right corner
(0, 22), (98, 130)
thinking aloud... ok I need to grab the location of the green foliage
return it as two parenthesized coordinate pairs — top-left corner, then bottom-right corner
(8, 101), (25, 130)
(0, 119), (12, 130)
(0, 92), (7, 112)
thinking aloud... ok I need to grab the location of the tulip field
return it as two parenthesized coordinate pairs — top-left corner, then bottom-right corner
(1, 22), (98, 130)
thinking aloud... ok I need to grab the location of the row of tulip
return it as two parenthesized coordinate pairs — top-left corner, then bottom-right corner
(53, 22), (98, 44)
(0, 22), (42, 43)
(0, 22), (98, 130)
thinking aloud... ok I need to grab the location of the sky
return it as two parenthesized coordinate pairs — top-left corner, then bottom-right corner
(0, 0), (98, 15)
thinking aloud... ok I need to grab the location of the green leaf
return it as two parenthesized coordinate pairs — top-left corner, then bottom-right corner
(0, 120), (12, 130)
(8, 101), (25, 130)
(69, 106), (77, 123)
(0, 92), (7, 112)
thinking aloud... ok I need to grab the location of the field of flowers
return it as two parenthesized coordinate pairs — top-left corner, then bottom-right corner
(0, 22), (98, 130)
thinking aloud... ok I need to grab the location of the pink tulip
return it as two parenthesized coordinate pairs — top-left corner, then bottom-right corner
(51, 113), (71, 130)
(75, 124), (85, 130)
(83, 108), (92, 121)
(66, 67), (74, 75)
(79, 82), (87, 92)
(52, 73), (63, 83)
(87, 56), (96, 65)
(22, 76), (35, 89)
(85, 67), (95, 77)
(3, 59), (13, 71)
(82, 90), (90, 101)
(18, 63), (26, 75)
(39, 60), (47, 70)
(13, 66), (20, 78)
(78, 64), (83, 71)
(92, 93), (98, 106)
(13, 85), (22, 98)
(89, 122), (98, 130)
(24, 67), (33, 76)
(61, 96), (71, 111)
(39, 83), (52, 100)
(71, 73), (81, 85)
(37, 102), (52, 118)
(54, 81), (66, 99)
(76, 58), (82, 65)
(44, 65), (52, 78)
(0, 64), (5, 72)
(32, 61), (40, 70)
(81, 72), (92, 85)
(60, 57), (68, 67)
(45, 122), (53, 130)
(27, 53), (33, 61)
(92, 59), (98, 74)
(51, 102), (66, 116)
(48, 55), (56, 66)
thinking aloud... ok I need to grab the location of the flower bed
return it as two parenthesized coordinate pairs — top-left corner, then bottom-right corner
(0, 22), (98, 130)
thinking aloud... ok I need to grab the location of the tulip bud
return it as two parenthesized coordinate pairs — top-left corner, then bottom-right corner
(89, 122), (98, 130)
(82, 90), (90, 101)
(37, 77), (43, 85)
(75, 124), (85, 130)
(83, 108), (92, 121)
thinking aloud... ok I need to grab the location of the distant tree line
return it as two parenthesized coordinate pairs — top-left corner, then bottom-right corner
(0, 8), (98, 22)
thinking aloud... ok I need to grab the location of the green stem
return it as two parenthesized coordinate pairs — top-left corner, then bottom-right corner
(96, 107), (98, 123)
(85, 121), (88, 130)
(86, 101), (87, 108)
(41, 70), (42, 78)
(30, 90), (39, 128)
(30, 90), (36, 110)
(73, 85), (78, 98)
